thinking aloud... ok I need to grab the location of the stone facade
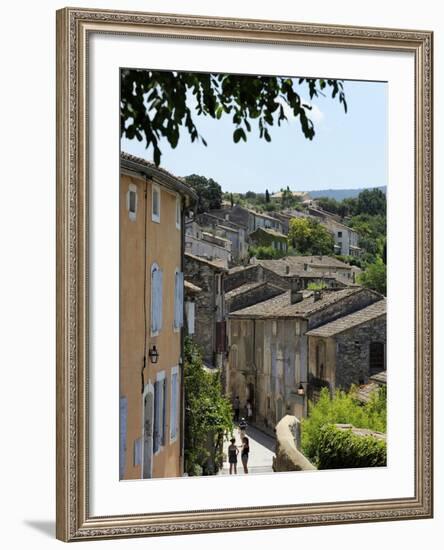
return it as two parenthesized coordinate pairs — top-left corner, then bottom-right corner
(228, 288), (383, 429)
(226, 282), (285, 314)
(306, 301), (386, 395)
(183, 253), (227, 368)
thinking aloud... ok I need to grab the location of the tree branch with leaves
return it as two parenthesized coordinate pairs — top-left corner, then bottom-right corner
(121, 70), (347, 165)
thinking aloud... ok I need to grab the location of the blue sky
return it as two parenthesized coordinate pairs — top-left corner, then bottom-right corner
(121, 77), (387, 194)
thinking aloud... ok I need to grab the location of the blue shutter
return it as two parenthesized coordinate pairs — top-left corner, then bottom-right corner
(151, 266), (157, 334)
(158, 269), (163, 331)
(162, 378), (167, 446)
(153, 382), (160, 453)
(174, 271), (184, 329)
(151, 266), (163, 333)
(171, 372), (178, 440)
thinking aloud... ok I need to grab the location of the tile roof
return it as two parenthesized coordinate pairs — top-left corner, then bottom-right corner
(254, 255), (354, 275)
(229, 287), (365, 319)
(305, 299), (386, 337)
(225, 281), (285, 300)
(184, 252), (228, 271)
(250, 227), (287, 239)
(184, 280), (202, 293)
(120, 151), (197, 203)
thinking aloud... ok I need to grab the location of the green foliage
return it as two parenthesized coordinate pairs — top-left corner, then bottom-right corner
(307, 281), (328, 290)
(248, 245), (285, 260)
(301, 387), (387, 465)
(184, 174), (223, 214)
(316, 424), (386, 469)
(184, 338), (233, 476)
(287, 217), (335, 255)
(356, 188), (386, 216)
(121, 69), (347, 165)
(357, 257), (387, 295)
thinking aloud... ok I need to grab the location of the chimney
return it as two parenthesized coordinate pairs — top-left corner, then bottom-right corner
(313, 290), (323, 302)
(291, 289), (303, 304)
(285, 264), (290, 275)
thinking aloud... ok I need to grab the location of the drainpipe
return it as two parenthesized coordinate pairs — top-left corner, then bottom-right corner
(179, 199), (186, 476)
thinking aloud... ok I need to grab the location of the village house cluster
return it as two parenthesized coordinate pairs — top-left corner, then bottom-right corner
(119, 153), (386, 480)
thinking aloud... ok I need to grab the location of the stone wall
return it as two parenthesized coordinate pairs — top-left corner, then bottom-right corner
(226, 283), (285, 313)
(308, 289), (381, 330)
(273, 415), (316, 472)
(335, 316), (386, 389)
(224, 265), (261, 292)
(184, 257), (218, 366)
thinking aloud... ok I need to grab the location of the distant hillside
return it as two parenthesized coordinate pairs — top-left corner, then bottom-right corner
(308, 186), (386, 201)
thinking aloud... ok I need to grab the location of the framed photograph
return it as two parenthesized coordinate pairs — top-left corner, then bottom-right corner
(56, 7), (433, 542)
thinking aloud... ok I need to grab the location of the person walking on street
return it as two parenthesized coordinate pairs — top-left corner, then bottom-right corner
(238, 417), (247, 438)
(241, 436), (250, 474)
(246, 400), (253, 423)
(228, 438), (238, 475)
(233, 396), (240, 423)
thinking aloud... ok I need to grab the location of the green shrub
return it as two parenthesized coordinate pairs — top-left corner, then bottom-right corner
(248, 245), (285, 260)
(301, 387), (386, 464)
(316, 424), (386, 469)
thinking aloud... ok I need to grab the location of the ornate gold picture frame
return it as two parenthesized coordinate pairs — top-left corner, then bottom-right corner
(56, 7), (433, 542)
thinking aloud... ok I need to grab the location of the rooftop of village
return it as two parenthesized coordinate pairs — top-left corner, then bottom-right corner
(229, 287), (382, 320)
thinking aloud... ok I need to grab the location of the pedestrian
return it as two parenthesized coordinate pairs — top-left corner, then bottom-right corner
(238, 417), (247, 438)
(241, 436), (250, 474)
(233, 396), (240, 423)
(246, 400), (253, 422)
(228, 437), (238, 475)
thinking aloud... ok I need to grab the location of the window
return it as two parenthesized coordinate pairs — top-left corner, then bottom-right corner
(151, 263), (163, 335)
(175, 196), (181, 230)
(127, 184), (137, 221)
(152, 184), (160, 223)
(272, 320), (277, 336)
(369, 342), (385, 375)
(174, 270), (184, 330)
(170, 367), (179, 442)
(185, 301), (195, 335)
(153, 372), (166, 453)
(337, 231), (342, 238)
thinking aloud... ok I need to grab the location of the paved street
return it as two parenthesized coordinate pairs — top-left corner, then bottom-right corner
(219, 424), (276, 475)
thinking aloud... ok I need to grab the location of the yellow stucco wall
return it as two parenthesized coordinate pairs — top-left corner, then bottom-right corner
(120, 172), (182, 480)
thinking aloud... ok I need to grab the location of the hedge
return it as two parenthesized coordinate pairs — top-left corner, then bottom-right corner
(316, 424), (386, 469)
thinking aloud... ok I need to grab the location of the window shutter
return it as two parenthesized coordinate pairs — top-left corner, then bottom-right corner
(157, 269), (163, 331)
(153, 382), (160, 453)
(216, 321), (227, 352)
(170, 372), (177, 440)
(151, 266), (163, 333)
(162, 378), (167, 446)
(176, 271), (184, 328)
(151, 266), (158, 334)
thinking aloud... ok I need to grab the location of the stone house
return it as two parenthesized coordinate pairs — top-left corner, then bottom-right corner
(208, 205), (284, 235)
(183, 252), (228, 369)
(306, 206), (361, 256)
(119, 152), (196, 480)
(305, 300), (386, 398)
(185, 220), (231, 267)
(253, 255), (358, 287)
(249, 226), (288, 254)
(227, 286), (383, 430)
(196, 212), (248, 263)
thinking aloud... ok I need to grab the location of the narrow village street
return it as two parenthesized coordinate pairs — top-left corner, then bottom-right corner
(219, 425), (276, 475)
